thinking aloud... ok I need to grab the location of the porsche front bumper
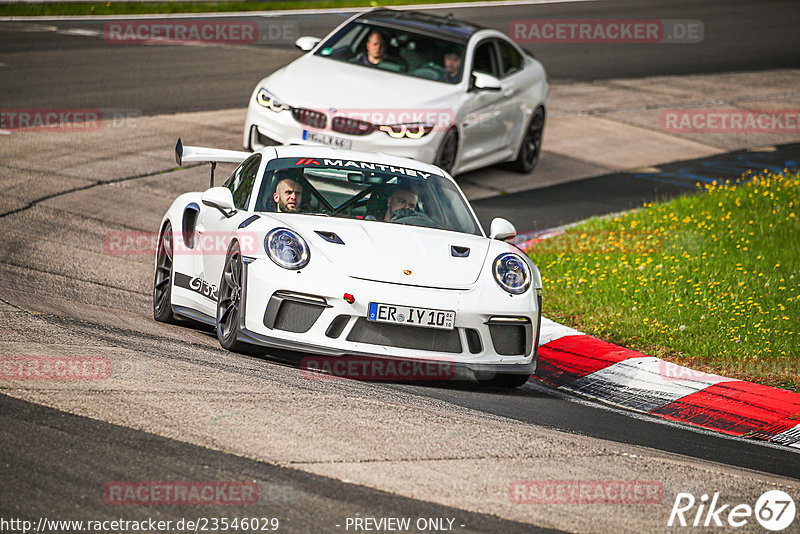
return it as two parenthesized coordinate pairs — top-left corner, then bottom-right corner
(237, 257), (540, 379)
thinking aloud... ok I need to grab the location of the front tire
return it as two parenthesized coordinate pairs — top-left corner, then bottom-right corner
(508, 107), (544, 174)
(216, 241), (250, 352)
(153, 223), (177, 323)
(433, 128), (458, 174)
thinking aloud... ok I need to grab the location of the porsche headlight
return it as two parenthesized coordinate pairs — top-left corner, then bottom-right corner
(493, 253), (531, 294)
(265, 228), (309, 270)
(378, 123), (434, 139)
(256, 88), (289, 112)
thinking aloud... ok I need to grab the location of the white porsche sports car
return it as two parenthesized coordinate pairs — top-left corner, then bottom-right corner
(155, 140), (542, 386)
(243, 9), (549, 176)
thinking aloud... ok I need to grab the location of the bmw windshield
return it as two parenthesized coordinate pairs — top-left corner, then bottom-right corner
(314, 21), (466, 84)
(254, 157), (481, 236)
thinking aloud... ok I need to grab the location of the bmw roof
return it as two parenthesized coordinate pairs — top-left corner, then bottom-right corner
(356, 9), (486, 43)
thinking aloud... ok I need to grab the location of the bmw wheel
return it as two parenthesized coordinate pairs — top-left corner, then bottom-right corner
(153, 223), (177, 323)
(508, 107), (544, 174)
(433, 128), (458, 174)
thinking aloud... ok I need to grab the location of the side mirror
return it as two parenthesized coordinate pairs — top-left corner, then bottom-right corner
(294, 36), (321, 52)
(471, 72), (502, 92)
(490, 217), (516, 241)
(202, 187), (236, 217)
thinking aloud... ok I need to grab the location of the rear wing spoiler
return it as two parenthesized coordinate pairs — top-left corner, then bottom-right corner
(174, 138), (251, 187)
(175, 138), (250, 165)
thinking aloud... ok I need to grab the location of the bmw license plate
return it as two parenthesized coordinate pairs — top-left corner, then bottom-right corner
(303, 130), (352, 150)
(368, 302), (455, 330)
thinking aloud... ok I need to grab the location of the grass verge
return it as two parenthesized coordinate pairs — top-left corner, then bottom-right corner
(529, 170), (799, 391)
(0, 0), (485, 17)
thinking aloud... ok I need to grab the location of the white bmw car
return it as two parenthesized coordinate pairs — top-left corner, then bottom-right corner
(155, 140), (542, 386)
(243, 9), (549, 176)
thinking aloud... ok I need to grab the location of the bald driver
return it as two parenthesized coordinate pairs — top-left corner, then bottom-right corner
(274, 178), (303, 213)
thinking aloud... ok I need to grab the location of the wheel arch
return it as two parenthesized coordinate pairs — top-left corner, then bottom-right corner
(434, 124), (461, 175)
(510, 104), (546, 162)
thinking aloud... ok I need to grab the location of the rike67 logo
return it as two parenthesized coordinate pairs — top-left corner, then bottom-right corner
(668, 490), (796, 531)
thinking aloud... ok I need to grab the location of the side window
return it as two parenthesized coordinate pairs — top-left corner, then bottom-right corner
(497, 40), (523, 78)
(471, 40), (497, 77)
(223, 154), (261, 210)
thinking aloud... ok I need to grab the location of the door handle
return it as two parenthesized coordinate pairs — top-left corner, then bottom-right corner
(503, 88), (515, 98)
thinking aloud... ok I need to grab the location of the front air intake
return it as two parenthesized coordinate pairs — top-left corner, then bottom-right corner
(264, 291), (329, 333)
(346, 319), (462, 353)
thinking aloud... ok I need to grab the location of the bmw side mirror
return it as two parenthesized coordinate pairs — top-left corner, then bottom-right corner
(202, 187), (237, 217)
(294, 36), (321, 52)
(471, 72), (502, 92)
(490, 217), (517, 241)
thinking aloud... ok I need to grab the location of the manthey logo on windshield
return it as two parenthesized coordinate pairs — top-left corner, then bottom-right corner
(290, 158), (434, 179)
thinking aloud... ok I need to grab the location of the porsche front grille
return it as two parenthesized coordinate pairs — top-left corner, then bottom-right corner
(346, 318), (462, 353)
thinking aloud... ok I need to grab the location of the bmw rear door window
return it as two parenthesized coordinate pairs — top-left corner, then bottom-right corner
(497, 39), (523, 78)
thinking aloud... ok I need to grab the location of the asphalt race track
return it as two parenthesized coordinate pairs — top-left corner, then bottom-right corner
(0, 395), (554, 533)
(2, 0), (799, 113)
(471, 142), (800, 231)
(1, 0), (800, 532)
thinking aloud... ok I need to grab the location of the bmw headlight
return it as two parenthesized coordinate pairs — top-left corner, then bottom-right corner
(378, 123), (434, 139)
(493, 253), (531, 294)
(256, 88), (289, 112)
(265, 228), (309, 270)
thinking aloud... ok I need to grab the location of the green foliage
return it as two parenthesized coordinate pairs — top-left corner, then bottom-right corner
(530, 171), (799, 391)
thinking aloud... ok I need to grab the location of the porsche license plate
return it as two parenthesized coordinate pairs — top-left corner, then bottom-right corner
(368, 302), (455, 330)
(303, 130), (352, 149)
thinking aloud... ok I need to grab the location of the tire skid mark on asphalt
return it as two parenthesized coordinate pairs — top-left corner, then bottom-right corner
(0, 305), (305, 383)
(0, 162), (203, 219)
(0, 261), (149, 297)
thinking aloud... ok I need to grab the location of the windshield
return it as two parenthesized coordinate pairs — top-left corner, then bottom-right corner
(314, 21), (466, 84)
(253, 157), (481, 236)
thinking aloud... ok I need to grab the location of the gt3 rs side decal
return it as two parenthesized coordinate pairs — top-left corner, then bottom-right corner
(174, 272), (218, 301)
